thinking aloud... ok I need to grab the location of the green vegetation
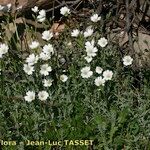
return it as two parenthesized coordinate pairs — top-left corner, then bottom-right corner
(0, 5), (150, 150)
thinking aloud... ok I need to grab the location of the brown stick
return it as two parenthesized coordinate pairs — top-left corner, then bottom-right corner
(126, 0), (134, 53)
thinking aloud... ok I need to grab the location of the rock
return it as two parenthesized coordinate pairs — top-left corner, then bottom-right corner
(109, 29), (150, 68)
(134, 32), (150, 68)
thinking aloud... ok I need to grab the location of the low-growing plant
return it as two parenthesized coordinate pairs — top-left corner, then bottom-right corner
(0, 3), (150, 150)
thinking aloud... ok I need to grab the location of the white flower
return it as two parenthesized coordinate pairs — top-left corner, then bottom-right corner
(94, 76), (105, 86)
(43, 79), (53, 87)
(31, 6), (38, 13)
(103, 70), (113, 81)
(24, 91), (35, 102)
(38, 91), (49, 101)
(84, 28), (93, 38)
(23, 64), (34, 75)
(37, 16), (46, 22)
(90, 14), (101, 22)
(60, 6), (70, 16)
(7, 3), (12, 12)
(42, 30), (53, 41)
(81, 66), (93, 78)
(40, 64), (52, 76)
(0, 43), (9, 58)
(122, 55), (133, 66)
(85, 40), (98, 57)
(29, 41), (39, 49)
(0, 5), (4, 11)
(37, 9), (46, 22)
(84, 56), (93, 63)
(67, 42), (72, 47)
(39, 9), (46, 16)
(60, 74), (68, 82)
(98, 37), (108, 48)
(71, 29), (80, 37)
(16, 5), (22, 10)
(25, 53), (39, 65)
(95, 66), (103, 74)
(39, 44), (54, 61)
(39, 52), (51, 61)
(42, 44), (54, 55)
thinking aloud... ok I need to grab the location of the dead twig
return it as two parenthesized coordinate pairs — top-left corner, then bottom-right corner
(96, 0), (103, 15)
(14, 17), (49, 28)
(126, 0), (134, 53)
(46, 0), (82, 13)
